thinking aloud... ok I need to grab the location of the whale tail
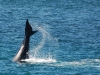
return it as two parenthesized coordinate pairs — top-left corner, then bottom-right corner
(13, 19), (38, 62)
(25, 19), (37, 37)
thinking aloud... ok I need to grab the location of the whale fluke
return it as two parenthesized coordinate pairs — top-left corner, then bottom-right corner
(13, 19), (38, 62)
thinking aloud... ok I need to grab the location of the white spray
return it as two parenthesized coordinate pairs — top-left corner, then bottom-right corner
(33, 27), (47, 57)
(23, 26), (57, 63)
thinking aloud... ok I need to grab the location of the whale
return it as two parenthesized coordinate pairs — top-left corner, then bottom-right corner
(13, 19), (38, 62)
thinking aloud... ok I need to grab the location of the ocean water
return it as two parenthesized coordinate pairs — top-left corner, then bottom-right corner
(0, 0), (100, 75)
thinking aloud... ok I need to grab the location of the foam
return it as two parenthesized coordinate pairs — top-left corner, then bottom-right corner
(21, 57), (57, 64)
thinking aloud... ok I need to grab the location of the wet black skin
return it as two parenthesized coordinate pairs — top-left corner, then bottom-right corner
(13, 19), (38, 62)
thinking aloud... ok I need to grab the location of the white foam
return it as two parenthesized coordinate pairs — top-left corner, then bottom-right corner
(21, 57), (57, 64)
(49, 59), (100, 67)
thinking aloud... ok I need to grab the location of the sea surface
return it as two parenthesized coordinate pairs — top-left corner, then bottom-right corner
(0, 0), (100, 75)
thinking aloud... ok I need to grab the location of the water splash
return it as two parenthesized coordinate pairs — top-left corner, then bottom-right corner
(26, 26), (58, 64)
(33, 27), (46, 57)
(20, 26), (100, 68)
(32, 26), (58, 57)
(22, 56), (57, 64)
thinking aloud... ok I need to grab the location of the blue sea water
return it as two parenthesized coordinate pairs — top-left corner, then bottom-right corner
(0, 0), (100, 75)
